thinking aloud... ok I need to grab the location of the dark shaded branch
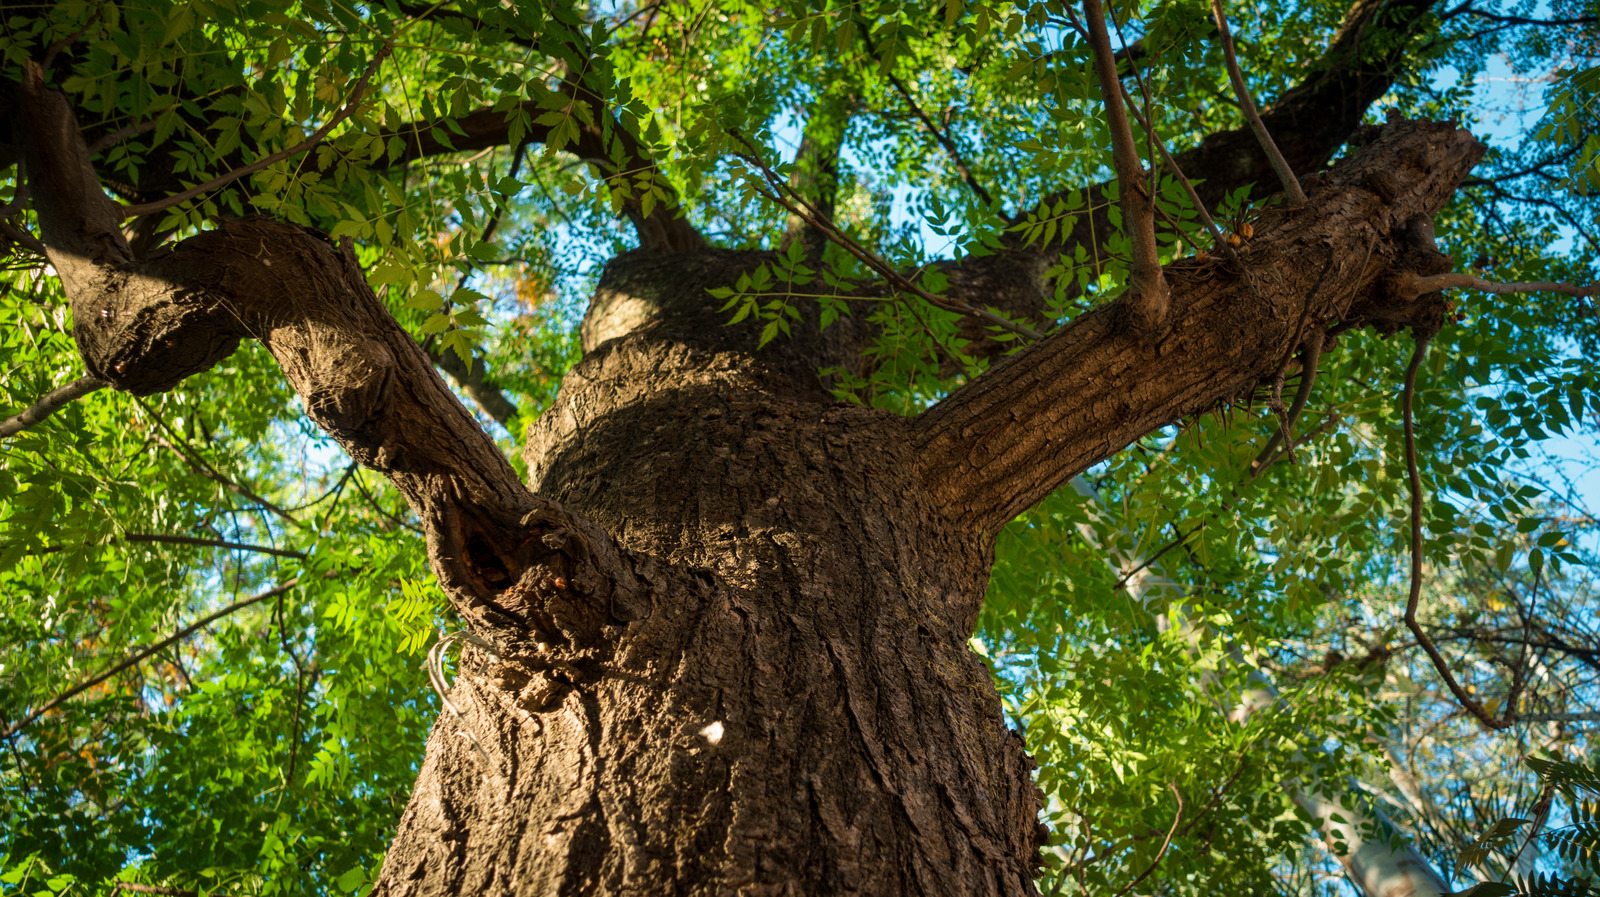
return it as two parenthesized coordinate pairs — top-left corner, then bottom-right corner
(0, 374), (106, 438)
(121, 534), (307, 559)
(914, 119), (1484, 536)
(1439, 3), (1597, 27)
(19, 534), (307, 560)
(863, 26), (994, 210)
(431, 345), (521, 428)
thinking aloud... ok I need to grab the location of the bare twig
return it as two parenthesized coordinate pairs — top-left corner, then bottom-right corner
(1208, 0), (1308, 206)
(1401, 335), (1514, 731)
(1398, 271), (1599, 300)
(151, 433), (309, 531)
(120, 42), (393, 219)
(1083, 0), (1170, 334)
(2, 578), (306, 740)
(427, 630), (502, 771)
(1251, 329), (1325, 468)
(0, 374), (108, 438)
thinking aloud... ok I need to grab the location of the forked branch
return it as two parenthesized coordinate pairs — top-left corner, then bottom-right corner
(17, 65), (641, 644)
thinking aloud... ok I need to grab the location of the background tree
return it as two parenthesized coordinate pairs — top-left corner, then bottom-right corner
(0, 0), (1597, 894)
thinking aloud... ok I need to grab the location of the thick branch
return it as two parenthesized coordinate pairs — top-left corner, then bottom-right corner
(17, 67), (641, 643)
(943, 0), (1440, 358)
(914, 118), (1484, 536)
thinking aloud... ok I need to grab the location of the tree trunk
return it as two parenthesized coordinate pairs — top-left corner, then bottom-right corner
(14, 48), (1488, 894)
(372, 250), (1047, 895)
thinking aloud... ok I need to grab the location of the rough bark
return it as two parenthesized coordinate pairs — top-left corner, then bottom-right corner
(13, 26), (1489, 896)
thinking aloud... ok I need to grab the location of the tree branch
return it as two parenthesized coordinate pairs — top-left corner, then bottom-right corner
(1208, 0), (1307, 205)
(1396, 271), (1599, 301)
(1, 578), (306, 740)
(17, 65), (643, 643)
(120, 42), (393, 220)
(1400, 335), (1515, 731)
(942, 0), (1440, 361)
(0, 374), (107, 438)
(913, 118), (1483, 536)
(863, 25), (994, 210)
(1084, 0), (1170, 338)
(780, 90), (853, 256)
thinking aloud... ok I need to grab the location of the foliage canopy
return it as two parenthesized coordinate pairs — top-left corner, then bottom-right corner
(1, 0), (1599, 893)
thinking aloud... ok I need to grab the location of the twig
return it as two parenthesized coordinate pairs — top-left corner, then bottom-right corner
(1400, 335), (1513, 731)
(19, 534), (306, 559)
(120, 42), (394, 219)
(1116, 81), (1238, 263)
(121, 533), (307, 559)
(2, 579), (306, 740)
(0, 375), (108, 438)
(1251, 329), (1325, 468)
(861, 26), (995, 209)
(1397, 271), (1599, 301)
(1516, 711), (1600, 723)
(1083, 0), (1170, 332)
(148, 431), (309, 531)
(1112, 783), (1184, 897)
(114, 883), (239, 897)
(1208, 0), (1307, 206)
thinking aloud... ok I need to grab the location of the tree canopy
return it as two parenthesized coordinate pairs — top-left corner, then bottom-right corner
(2, 0), (1599, 894)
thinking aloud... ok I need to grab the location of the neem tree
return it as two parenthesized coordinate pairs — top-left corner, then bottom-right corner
(2, 0), (1598, 894)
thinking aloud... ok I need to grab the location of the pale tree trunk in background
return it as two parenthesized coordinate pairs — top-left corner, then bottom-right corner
(1066, 475), (1450, 897)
